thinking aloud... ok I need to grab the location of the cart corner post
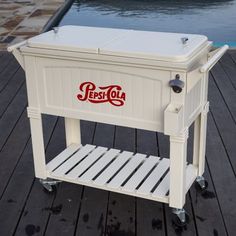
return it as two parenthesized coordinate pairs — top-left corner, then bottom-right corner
(193, 102), (209, 176)
(27, 107), (47, 179)
(24, 55), (47, 179)
(7, 40), (27, 70)
(169, 128), (189, 208)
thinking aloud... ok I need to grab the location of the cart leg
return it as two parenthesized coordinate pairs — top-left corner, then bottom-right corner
(169, 128), (188, 209)
(65, 118), (81, 147)
(193, 114), (200, 167)
(27, 107), (47, 179)
(198, 102), (209, 176)
(193, 102), (209, 177)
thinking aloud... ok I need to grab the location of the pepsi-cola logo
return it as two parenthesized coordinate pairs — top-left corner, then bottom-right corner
(77, 82), (126, 107)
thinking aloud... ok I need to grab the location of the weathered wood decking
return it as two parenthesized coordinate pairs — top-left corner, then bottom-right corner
(0, 51), (235, 236)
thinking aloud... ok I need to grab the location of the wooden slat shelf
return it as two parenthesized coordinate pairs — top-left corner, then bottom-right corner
(46, 144), (197, 203)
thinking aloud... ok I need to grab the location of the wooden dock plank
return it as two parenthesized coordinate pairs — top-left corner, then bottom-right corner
(190, 163), (227, 236)
(0, 115), (57, 236)
(13, 118), (65, 236)
(75, 187), (108, 236)
(93, 123), (115, 149)
(105, 126), (136, 236)
(211, 62), (236, 121)
(75, 123), (114, 236)
(14, 179), (56, 236)
(205, 113), (236, 236)
(0, 65), (29, 199)
(44, 182), (83, 236)
(187, 122), (227, 236)
(219, 53), (236, 89)
(45, 120), (96, 236)
(0, 110), (30, 197)
(228, 50), (236, 75)
(106, 192), (136, 236)
(136, 129), (166, 236)
(0, 69), (25, 117)
(136, 129), (159, 156)
(0, 56), (20, 92)
(0, 53), (14, 74)
(0, 84), (27, 149)
(208, 74), (236, 173)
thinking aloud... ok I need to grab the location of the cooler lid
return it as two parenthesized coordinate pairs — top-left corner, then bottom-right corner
(27, 25), (128, 54)
(100, 30), (208, 62)
(27, 25), (209, 62)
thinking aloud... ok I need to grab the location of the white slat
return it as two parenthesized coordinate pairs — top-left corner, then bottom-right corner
(107, 153), (146, 189)
(122, 155), (160, 192)
(79, 149), (120, 182)
(46, 143), (81, 172)
(52, 144), (96, 176)
(152, 164), (197, 198)
(66, 146), (108, 179)
(94, 151), (133, 186)
(152, 171), (169, 198)
(137, 158), (170, 195)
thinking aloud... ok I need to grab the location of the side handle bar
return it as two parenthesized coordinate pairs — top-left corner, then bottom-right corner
(7, 40), (27, 70)
(7, 40), (27, 52)
(200, 45), (229, 73)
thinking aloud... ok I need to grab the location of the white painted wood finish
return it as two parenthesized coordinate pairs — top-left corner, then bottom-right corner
(107, 153), (146, 189)
(94, 151), (133, 186)
(36, 58), (168, 132)
(52, 144), (96, 176)
(27, 26), (129, 54)
(46, 143), (81, 172)
(137, 158), (170, 195)
(100, 30), (208, 62)
(65, 118), (81, 146)
(198, 102), (209, 176)
(152, 172), (170, 198)
(169, 129), (188, 208)
(79, 148), (120, 182)
(27, 108), (47, 179)
(67, 146), (108, 179)
(122, 155), (159, 192)
(185, 164), (198, 193)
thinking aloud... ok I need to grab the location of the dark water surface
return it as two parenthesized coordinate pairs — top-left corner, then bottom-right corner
(59, 0), (236, 46)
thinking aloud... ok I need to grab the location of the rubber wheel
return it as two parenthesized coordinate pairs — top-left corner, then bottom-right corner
(43, 184), (57, 194)
(195, 180), (209, 193)
(172, 212), (190, 228)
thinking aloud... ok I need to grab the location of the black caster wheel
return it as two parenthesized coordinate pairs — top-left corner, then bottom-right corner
(39, 179), (59, 194)
(195, 178), (208, 193)
(172, 212), (190, 228)
(42, 184), (57, 194)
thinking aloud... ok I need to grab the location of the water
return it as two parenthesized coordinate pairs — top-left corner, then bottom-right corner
(59, 0), (236, 46)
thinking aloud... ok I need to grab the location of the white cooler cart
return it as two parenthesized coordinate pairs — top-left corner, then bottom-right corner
(8, 26), (228, 225)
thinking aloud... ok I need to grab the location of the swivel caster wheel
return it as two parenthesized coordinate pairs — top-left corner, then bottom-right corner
(172, 208), (190, 228)
(39, 178), (61, 193)
(195, 176), (208, 192)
